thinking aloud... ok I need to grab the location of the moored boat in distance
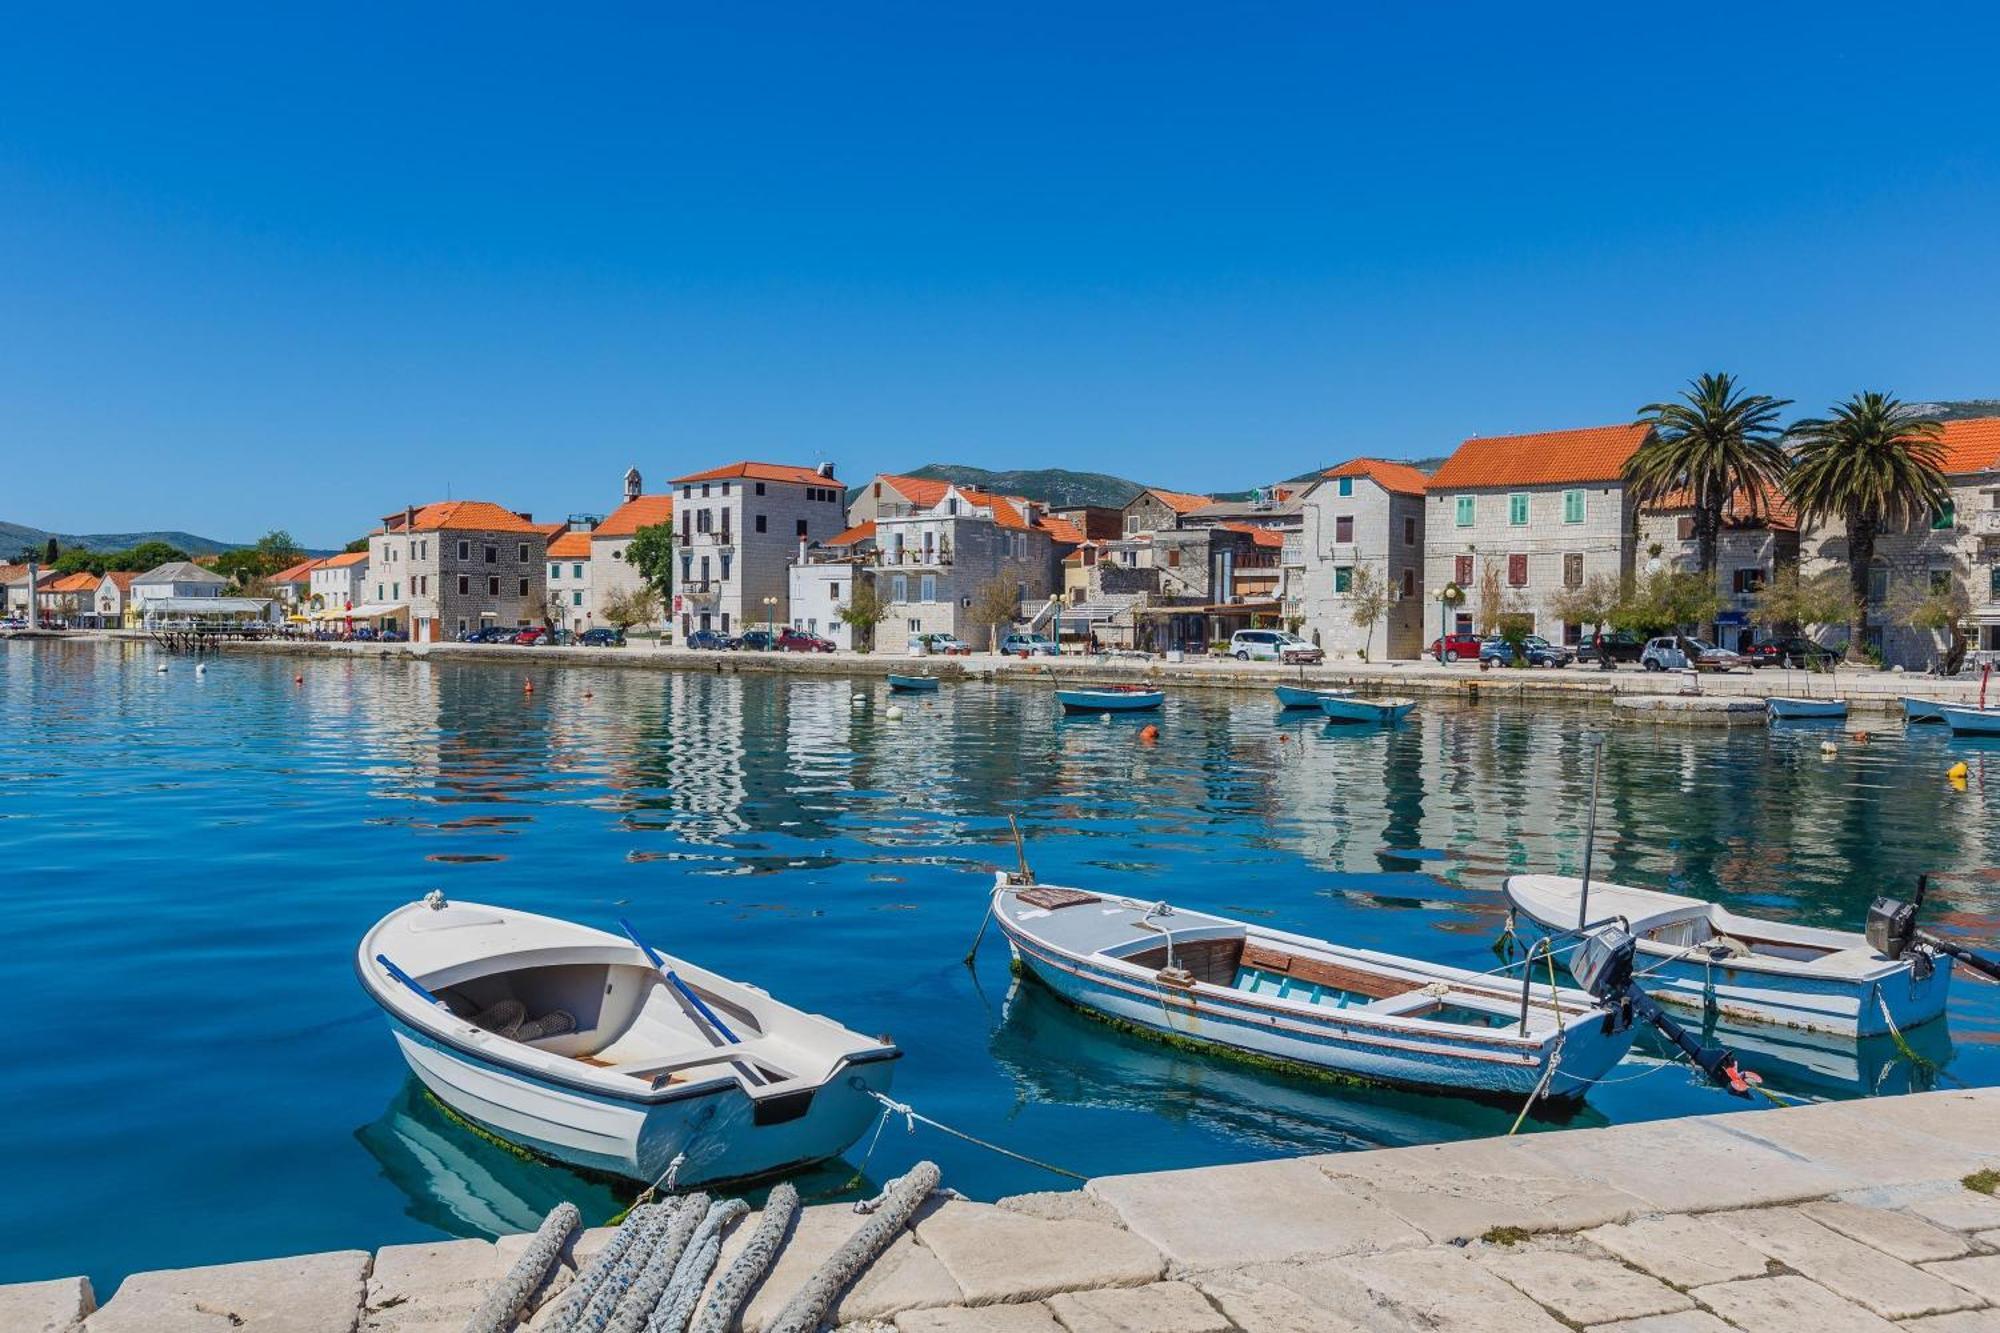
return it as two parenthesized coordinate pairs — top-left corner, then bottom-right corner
(991, 873), (1636, 1101)
(357, 895), (899, 1187)
(1502, 874), (1951, 1037)
(1902, 696), (1945, 723)
(886, 673), (941, 692)
(1766, 697), (1849, 721)
(1056, 685), (1164, 713)
(1939, 703), (2000, 736)
(1319, 695), (1416, 725)
(1274, 683), (1354, 709)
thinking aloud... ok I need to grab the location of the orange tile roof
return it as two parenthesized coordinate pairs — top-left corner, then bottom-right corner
(45, 571), (102, 593)
(1323, 457), (1431, 497)
(1935, 417), (2000, 476)
(320, 551), (368, 569)
(1140, 487), (1212, 515)
(0, 563), (30, 583)
(592, 494), (674, 538)
(102, 570), (138, 590)
(1429, 423), (1652, 490)
(1644, 484), (1797, 531)
(824, 521), (876, 546)
(1219, 522), (1286, 549)
(547, 531), (594, 558)
(874, 475), (954, 508)
(385, 500), (549, 534)
(1039, 513), (1085, 544)
(673, 461), (834, 486)
(271, 558), (324, 583)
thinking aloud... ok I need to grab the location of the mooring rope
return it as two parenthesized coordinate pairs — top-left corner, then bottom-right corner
(601, 1194), (708, 1333)
(857, 1087), (1087, 1181)
(765, 1161), (942, 1333)
(542, 1202), (662, 1333)
(689, 1183), (799, 1333)
(462, 1200), (579, 1333)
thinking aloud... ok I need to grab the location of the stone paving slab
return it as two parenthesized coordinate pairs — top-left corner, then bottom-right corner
(1901, 1311), (2000, 1332)
(0, 1276), (95, 1333)
(1690, 1275), (1899, 1332)
(1579, 1213), (1774, 1288)
(1588, 1313), (1740, 1333)
(84, 1250), (371, 1333)
(1315, 1134), (1646, 1243)
(1799, 1199), (1973, 1262)
(362, 1237), (507, 1332)
(994, 1191), (1125, 1227)
(1189, 1263), (1399, 1333)
(1924, 1255), (2000, 1304)
(1710, 1206), (1983, 1319)
(894, 1303), (1063, 1333)
(1087, 1158), (1424, 1271)
(1834, 1181), (2000, 1233)
(1340, 1247), (1576, 1332)
(1041, 1281), (1232, 1333)
(1722, 1100), (1991, 1188)
(1523, 1118), (1854, 1213)
(911, 1202), (1164, 1305)
(1472, 1244), (1693, 1325)
(708, 1200), (962, 1332)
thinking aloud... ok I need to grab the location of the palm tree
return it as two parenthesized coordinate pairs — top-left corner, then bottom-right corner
(1626, 374), (1793, 601)
(1786, 392), (1949, 663)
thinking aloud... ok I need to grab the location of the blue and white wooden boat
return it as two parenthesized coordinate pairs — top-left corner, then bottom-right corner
(1902, 696), (1946, 723)
(1766, 697), (1848, 721)
(1056, 686), (1164, 713)
(1940, 703), (2000, 736)
(1319, 695), (1416, 725)
(1502, 875), (1951, 1037)
(358, 895), (899, 1186)
(1274, 684), (1354, 709)
(992, 874), (1635, 1101)
(886, 673), (941, 692)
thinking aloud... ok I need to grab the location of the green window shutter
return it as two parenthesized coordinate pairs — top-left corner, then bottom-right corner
(1337, 477), (1353, 497)
(1564, 489), (1584, 523)
(1334, 566), (1352, 593)
(1509, 494), (1528, 526)
(1455, 496), (1474, 527)
(1932, 501), (1955, 530)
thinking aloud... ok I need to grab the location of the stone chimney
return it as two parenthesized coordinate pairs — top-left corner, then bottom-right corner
(624, 467), (642, 502)
(404, 504), (415, 533)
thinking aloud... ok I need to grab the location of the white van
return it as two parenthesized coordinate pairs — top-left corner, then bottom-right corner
(1229, 629), (1324, 663)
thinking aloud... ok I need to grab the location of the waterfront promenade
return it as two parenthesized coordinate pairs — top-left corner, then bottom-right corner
(13, 1087), (2000, 1331)
(200, 633), (1993, 715)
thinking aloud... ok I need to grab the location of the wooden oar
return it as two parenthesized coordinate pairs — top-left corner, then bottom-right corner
(376, 953), (448, 1008)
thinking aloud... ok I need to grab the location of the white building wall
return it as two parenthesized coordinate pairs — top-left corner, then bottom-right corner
(1423, 482), (1632, 644)
(673, 471), (848, 636)
(787, 563), (859, 649)
(1296, 478), (1427, 659)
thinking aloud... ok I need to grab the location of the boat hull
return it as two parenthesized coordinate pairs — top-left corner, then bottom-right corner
(387, 1016), (895, 1186)
(886, 674), (941, 692)
(1057, 689), (1164, 713)
(998, 918), (1626, 1101)
(1274, 684), (1350, 709)
(1901, 696), (1945, 723)
(1319, 696), (1415, 725)
(1940, 703), (2000, 735)
(1767, 697), (1848, 720)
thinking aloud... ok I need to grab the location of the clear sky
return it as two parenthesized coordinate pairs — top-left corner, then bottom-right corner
(3, 4), (1997, 548)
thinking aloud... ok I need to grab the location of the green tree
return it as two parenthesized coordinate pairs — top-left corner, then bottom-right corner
(1610, 569), (1726, 637)
(121, 540), (189, 570)
(970, 567), (1028, 652)
(1750, 566), (1853, 643)
(1627, 375), (1793, 618)
(602, 585), (661, 632)
(625, 522), (675, 598)
(1473, 562), (1511, 636)
(1895, 573), (1973, 675)
(53, 548), (107, 576)
(254, 529), (302, 566)
(1548, 574), (1621, 635)
(343, 537), (372, 555)
(1345, 564), (1391, 660)
(209, 548), (268, 587)
(1786, 392), (1949, 662)
(834, 573), (891, 652)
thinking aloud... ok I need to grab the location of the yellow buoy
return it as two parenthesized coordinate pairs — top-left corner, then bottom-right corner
(1949, 761), (1969, 781)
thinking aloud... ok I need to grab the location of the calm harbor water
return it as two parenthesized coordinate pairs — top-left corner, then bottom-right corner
(4, 639), (1998, 1291)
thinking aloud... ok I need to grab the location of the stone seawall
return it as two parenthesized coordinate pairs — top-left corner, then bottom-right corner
(14, 1087), (2000, 1330)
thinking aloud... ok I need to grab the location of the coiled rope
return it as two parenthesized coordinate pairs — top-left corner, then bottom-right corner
(462, 1200), (579, 1333)
(765, 1160), (942, 1333)
(689, 1183), (798, 1333)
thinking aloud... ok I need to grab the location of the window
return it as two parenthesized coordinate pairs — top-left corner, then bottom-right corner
(755, 482), (766, 496)
(457, 540), (470, 560)
(1507, 554), (1528, 587)
(721, 482), (730, 496)
(1335, 516), (1354, 543)
(1934, 501), (1956, 530)
(573, 563), (583, 578)
(1337, 477), (1353, 497)
(1563, 489), (1585, 524)
(513, 543), (526, 562)
(796, 519), (808, 537)
(920, 574), (937, 602)
(1455, 496), (1475, 527)
(1334, 566), (1352, 593)
(549, 564), (560, 580)
(1166, 548), (1181, 567)
(1732, 567), (1766, 594)
(719, 553), (731, 580)
(947, 498), (960, 516)
(755, 514), (767, 533)
(1991, 566), (2000, 600)
(1564, 553), (1584, 589)
(1930, 568), (1952, 594)
(1404, 516), (1416, 546)
(1124, 514), (1139, 534)
(1401, 567), (1416, 596)
(392, 582), (400, 600)
(1868, 564), (1889, 603)
(680, 555), (692, 583)
(484, 544), (497, 564)
(1676, 517), (1695, 541)
(457, 618), (467, 635)
(458, 576), (469, 594)
(518, 578), (529, 596)
(488, 576), (500, 595)
(701, 483), (711, 497)
(720, 612), (729, 631)
(829, 582), (840, 600)
(892, 575), (908, 602)
(908, 618), (922, 632)
(699, 556), (710, 581)
(572, 591), (583, 606)
(1509, 494), (1529, 526)
(1454, 554), (1473, 586)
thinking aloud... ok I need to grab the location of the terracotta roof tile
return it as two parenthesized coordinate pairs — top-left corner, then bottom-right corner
(271, 558), (324, 584)
(385, 501), (550, 534)
(672, 461), (834, 486)
(1219, 522), (1286, 548)
(1038, 514), (1085, 544)
(1430, 423), (1652, 490)
(546, 531), (594, 558)
(824, 521), (876, 547)
(320, 551), (368, 568)
(593, 494), (675, 538)
(1644, 484), (1797, 531)
(874, 475), (954, 508)
(1935, 417), (2000, 476)
(45, 571), (102, 593)
(1139, 487), (1212, 515)
(103, 570), (138, 590)
(1323, 457), (1431, 497)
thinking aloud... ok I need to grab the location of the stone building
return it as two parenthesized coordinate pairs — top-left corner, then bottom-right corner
(307, 552), (369, 617)
(588, 472), (674, 633)
(1294, 459), (1430, 660)
(787, 522), (877, 650)
(546, 530), (593, 634)
(671, 461), (848, 639)
(869, 482), (1074, 653)
(1424, 423), (1650, 646)
(369, 500), (551, 642)
(1119, 487), (1210, 537)
(1635, 489), (1799, 654)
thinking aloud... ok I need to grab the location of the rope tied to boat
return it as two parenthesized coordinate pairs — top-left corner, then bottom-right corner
(855, 1085), (1087, 1181)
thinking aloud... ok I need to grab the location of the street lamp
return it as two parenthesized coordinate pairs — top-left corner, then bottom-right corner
(1436, 582), (1465, 643)
(761, 595), (778, 636)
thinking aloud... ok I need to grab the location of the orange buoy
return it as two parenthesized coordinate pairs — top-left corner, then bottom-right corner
(523, 679), (534, 693)
(1851, 730), (1871, 743)
(293, 674), (303, 684)
(1138, 724), (1160, 745)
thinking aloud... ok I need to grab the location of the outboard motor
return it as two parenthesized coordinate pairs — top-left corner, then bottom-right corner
(1574, 926), (1757, 1098)
(1867, 875), (2000, 983)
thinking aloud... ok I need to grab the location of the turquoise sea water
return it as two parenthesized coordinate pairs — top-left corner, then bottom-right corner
(4, 640), (1998, 1292)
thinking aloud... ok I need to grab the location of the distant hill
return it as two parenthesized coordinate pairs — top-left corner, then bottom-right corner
(1915, 399), (2000, 422)
(0, 520), (250, 556)
(896, 463), (1149, 509)
(1210, 455), (1449, 503)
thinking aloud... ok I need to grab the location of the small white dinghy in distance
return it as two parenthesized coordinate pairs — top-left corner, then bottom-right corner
(991, 873), (1638, 1103)
(1767, 696), (1848, 721)
(359, 894), (899, 1186)
(1503, 874), (1951, 1037)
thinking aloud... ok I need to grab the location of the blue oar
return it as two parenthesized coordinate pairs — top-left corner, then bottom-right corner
(376, 953), (446, 1008)
(618, 919), (742, 1045)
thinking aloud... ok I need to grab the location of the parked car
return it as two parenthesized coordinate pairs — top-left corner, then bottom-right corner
(734, 628), (777, 651)
(1427, 633), (1485, 664)
(1479, 635), (1570, 667)
(915, 632), (971, 655)
(1228, 629), (1323, 663)
(578, 626), (624, 647)
(1001, 633), (1060, 656)
(775, 627), (836, 653)
(685, 629), (730, 650)
(1641, 636), (1741, 672)
(1575, 630), (1646, 666)
(512, 626), (550, 646)
(1745, 636), (1837, 669)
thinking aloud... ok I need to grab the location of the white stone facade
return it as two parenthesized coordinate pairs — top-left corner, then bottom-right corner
(672, 462), (849, 637)
(307, 556), (368, 615)
(1424, 483), (1633, 644)
(1295, 471), (1428, 660)
(786, 561), (862, 648)
(871, 487), (1061, 653)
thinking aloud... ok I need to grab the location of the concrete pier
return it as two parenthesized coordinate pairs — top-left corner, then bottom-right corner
(17, 1087), (2000, 1330)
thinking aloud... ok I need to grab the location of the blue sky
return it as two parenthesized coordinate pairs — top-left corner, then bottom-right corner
(3, 4), (1997, 547)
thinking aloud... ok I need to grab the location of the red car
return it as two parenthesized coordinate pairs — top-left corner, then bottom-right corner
(512, 626), (551, 646)
(1428, 633), (1484, 664)
(774, 627), (835, 653)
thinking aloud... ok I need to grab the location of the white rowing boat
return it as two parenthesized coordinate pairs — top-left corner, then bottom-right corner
(1766, 697), (1848, 721)
(1274, 684), (1353, 709)
(1319, 695), (1416, 725)
(1502, 874), (1952, 1037)
(358, 895), (899, 1186)
(991, 873), (1635, 1102)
